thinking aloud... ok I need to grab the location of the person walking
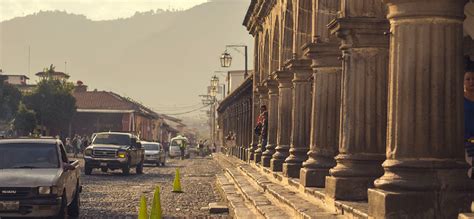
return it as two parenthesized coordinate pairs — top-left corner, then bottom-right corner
(179, 140), (186, 160)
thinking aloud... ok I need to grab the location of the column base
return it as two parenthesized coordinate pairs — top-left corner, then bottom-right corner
(270, 158), (284, 172)
(283, 162), (302, 178)
(368, 188), (473, 218)
(299, 167), (330, 187)
(325, 176), (375, 201)
(261, 156), (271, 167)
(254, 153), (262, 164)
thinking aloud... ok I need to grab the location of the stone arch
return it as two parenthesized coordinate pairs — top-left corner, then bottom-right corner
(294, 0), (312, 57)
(281, 0), (294, 66)
(271, 16), (281, 73)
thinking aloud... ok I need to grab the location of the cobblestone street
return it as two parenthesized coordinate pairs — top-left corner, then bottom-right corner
(78, 155), (228, 218)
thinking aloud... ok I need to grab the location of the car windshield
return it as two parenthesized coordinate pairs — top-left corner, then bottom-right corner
(144, 144), (159, 151)
(0, 143), (59, 169)
(93, 134), (131, 145)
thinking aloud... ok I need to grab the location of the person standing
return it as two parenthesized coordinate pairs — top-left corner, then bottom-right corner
(255, 105), (268, 147)
(464, 59), (474, 178)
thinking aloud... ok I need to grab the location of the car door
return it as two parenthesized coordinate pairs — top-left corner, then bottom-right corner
(59, 143), (75, 204)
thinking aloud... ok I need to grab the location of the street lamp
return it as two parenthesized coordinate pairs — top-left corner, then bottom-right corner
(220, 51), (232, 68)
(211, 75), (219, 89)
(220, 45), (248, 78)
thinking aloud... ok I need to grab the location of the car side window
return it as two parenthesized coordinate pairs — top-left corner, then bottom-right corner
(59, 143), (68, 163)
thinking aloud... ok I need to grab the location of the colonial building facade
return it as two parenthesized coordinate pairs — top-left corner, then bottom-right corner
(218, 0), (474, 217)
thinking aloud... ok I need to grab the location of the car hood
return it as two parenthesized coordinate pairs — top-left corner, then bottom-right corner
(89, 144), (130, 150)
(0, 169), (61, 187)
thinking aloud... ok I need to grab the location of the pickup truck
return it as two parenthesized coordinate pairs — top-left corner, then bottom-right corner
(83, 132), (145, 175)
(0, 138), (81, 218)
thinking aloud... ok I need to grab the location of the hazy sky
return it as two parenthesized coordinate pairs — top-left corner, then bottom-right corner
(0, 0), (209, 21)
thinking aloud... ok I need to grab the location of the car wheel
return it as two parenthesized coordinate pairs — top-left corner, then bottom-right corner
(156, 161), (161, 167)
(161, 159), (166, 166)
(101, 167), (108, 173)
(122, 162), (130, 175)
(84, 164), (92, 175)
(68, 187), (80, 217)
(136, 161), (144, 174)
(58, 194), (68, 218)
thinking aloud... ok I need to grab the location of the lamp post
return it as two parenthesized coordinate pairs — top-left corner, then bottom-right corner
(220, 45), (248, 78)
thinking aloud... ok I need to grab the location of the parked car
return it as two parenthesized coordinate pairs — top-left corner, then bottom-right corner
(83, 132), (145, 175)
(142, 142), (166, 166)
(168, 135), (189, 158)
(0, 138), (81, 218)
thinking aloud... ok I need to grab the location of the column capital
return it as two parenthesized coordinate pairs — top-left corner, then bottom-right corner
(303, 42), (341, 69)
(384, 0), (467, 20)
(328, 17), (389, 49)
(264, 78), (279, 94)
(272, 70), (293, 87)
(256, 85), (268, 96)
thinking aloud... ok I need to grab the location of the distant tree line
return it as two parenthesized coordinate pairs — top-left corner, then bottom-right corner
(0, 65), (77, 137)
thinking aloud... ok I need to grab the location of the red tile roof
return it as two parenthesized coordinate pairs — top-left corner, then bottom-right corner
(72, 91), (136, 110)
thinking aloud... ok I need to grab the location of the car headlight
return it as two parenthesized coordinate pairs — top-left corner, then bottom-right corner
(38, 186), (58, 195)
(84, 149), (92, 156)
(117, 151), (127, 158)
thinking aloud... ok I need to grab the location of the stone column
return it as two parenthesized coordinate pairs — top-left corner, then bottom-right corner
(262, 78), (279, 167)
(283, 59), (313, 178)
(248, 91), (260, 161)
(300, 40), (341, 187)
(270, 71), (293, 171)
(325, 0), (389, 200)
(254, 85), (269, 163)
(368, 0), (474, 217)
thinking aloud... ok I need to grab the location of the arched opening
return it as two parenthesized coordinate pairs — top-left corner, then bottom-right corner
(281, 0), (294, 66)
(263, 31), (270, 78)
(295, 0), (312, 57)
(271, 17), (281, 73)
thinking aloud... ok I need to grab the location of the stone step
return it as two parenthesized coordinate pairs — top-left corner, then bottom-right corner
(215, 153), (345, 219)
(237, 163), (344, 219)
(216, 174), (261, 219)
(215, 154), (292, 218)
(225, 167), (292, 219)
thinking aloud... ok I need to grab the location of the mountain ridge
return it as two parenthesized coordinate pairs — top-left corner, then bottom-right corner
(0, 1), (253, 115)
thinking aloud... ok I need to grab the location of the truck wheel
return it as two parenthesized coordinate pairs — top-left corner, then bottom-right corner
(84, 164), (92, 175)
(136, 161), (144, 174)
(68, 187), (80, 217)
(122, 163), (130, 175)
(58, 194), (68, 218)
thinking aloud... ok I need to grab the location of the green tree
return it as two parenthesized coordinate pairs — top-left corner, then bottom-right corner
(23, 65), (76, 135)
(13, 102), (37, 136)
(0, 75), (22, 122)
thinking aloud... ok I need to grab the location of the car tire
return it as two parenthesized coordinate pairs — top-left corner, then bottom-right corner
(156, 161), (161, 167)
(136, 161), (144, 174)
(84, 164), (92, 175)
(101, 167), (108, 173)
(58, 194), (68, 218)
(122, 162), (130, 175)
(161, 159), (166, 166)
(68, 187), (80, 217)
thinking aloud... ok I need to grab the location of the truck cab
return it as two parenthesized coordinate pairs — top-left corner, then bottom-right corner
(83, 132), (145, 175)
(0, 138), (81, 218)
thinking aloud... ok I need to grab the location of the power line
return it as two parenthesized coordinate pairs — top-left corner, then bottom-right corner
(165, 104), (211, 116)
